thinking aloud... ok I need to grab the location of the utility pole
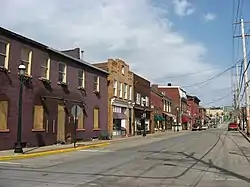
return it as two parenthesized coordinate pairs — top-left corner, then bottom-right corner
(234, 18), (250, 135)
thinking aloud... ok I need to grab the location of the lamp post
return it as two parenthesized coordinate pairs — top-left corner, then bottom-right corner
(142, 98), (147, 137)
(14, 64), (26, 153)
(176, 107), (179, 132)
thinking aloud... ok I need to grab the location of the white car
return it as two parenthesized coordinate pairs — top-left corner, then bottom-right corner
(201, 125), (208, 130)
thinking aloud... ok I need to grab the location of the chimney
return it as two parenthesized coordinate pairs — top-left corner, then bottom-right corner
(81, 50), (84, 60)
(151, 84), (158, 91)
(167, 83), (172, 86)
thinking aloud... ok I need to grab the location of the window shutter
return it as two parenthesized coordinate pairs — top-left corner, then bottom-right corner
(78, 111), (84, 129)
(0, 101), (8, 130)
(33, 106), (44, 130)
(93, 108), (99, 129)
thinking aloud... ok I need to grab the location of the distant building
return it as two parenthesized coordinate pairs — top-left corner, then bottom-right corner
(187, 95), (201, 126)
(94, 59), (134, 136)
(158, 83), (190, 130)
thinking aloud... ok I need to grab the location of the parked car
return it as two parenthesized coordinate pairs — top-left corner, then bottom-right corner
(192, 123), (201, 131)
(201, 125), (208, 130)
(228, 122), (239, 131)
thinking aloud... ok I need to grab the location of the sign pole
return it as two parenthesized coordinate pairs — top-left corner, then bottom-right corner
(74, 106), (78, 148)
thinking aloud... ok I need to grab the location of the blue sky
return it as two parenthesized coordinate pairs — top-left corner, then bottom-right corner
(0, 0), (249, 107)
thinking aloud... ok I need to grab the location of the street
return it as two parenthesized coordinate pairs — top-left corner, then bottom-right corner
(0, 124), (250, 187)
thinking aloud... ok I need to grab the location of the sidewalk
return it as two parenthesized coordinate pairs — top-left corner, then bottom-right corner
(239, 129), (250, 143)
(0, 130), (185, 161)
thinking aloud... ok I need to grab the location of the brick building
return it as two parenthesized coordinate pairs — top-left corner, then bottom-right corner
(158, 84), (190, 130)
(94, 59), (134, 136)
(0, 27), (108, 151)
(187, 95), (201, 126)
(133, 73), (151, 135)
(150, 85), (174, 132)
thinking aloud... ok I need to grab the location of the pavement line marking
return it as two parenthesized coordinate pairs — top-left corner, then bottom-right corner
(0, 142), (110, 161)
(0, 161), (23, 165)
(79, 149), (114, 153)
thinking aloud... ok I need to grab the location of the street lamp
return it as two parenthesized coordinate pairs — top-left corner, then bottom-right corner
(142, 98), (147, 137)
(176, 107), (179, 132)
(14, 64), (26, 153)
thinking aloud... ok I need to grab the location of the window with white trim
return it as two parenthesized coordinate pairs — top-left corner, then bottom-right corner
(124, 83), (128, 99)
(94, 76), (100, 91)
(136, 93), (141, 105)
(145, 96), (149, 107)
(78, 69), (85, 88)
(119, 82), (123, 98)
(129, 85), (132, 100)
(21, 48), (32, 75)
(58, 63), (67, 83)
(41, 58), (50, 80)
(0, 40), (10, 69)
(113, 80), (117, 96)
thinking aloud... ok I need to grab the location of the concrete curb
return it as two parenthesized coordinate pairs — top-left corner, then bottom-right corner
(238, 129), (250, 143)
(0, 142), (109, 161)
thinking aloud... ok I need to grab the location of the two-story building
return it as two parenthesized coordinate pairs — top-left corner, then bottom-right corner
(0, 27), (108, 151)
(150, 85), (174, 132)
(93, 59), (134, 136)
(133, 73), (151, 135)
(187, 95), (201, 127)
(198, 106), (206, 125)
(158, 83), (190, 130)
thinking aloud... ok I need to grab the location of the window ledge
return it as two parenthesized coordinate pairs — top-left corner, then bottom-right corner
(32, 129), (45, 132)
(57, 81), (68, 87)
(0, 66), (10, 73)
(38, 77), (51, 84)
(93, 128), (100, 131)
(77, 128), (86, 132)
(93, 90), (100, 94)
(78, 86), (85, 91)
(0, 129), (10, 133)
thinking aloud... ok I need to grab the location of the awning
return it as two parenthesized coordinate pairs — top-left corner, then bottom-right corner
(154, 115), (164, 121)
(113, 112), (127, 119)
(182, 115), (190, 123)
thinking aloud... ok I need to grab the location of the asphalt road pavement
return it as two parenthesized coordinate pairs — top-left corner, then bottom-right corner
(0, 124), (250, 187)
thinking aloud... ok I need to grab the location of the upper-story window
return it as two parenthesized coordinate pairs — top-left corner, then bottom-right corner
(163, 100), (166, 111)
(41, 58), (50, 80)
(0, 40), (10, 69)
(124, 83), (128, 99)
(94, 76), (100, 92)
(21, 48), (32, 75)
(58, 62), (67, 83)
(129, 85), (132, 100)
(145, 96), (149, 107)
(121, 65), (125, 75)
(113, 80), (117, 96)
(78, 69), (85, 88)
(136, 93), (141, 105)
(119, 82), (123, 98)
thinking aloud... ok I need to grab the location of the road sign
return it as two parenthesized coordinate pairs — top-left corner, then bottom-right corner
(71, 105), (82, 120)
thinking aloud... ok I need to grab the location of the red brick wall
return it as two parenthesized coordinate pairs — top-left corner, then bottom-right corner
(188, 99), (199, 125)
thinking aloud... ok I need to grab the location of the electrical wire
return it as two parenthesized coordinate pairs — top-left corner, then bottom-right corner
(202, 93), (232, 106)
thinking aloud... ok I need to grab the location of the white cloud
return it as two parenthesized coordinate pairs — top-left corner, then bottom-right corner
(172, 0), (195, 16)
(0, 0), (230, 106)
(204, 12), (217, 22)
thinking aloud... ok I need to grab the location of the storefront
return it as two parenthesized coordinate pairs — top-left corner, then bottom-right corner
(134, 108), (150, 135)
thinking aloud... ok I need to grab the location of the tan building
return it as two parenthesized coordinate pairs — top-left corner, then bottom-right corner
(94, 59), (134, 136)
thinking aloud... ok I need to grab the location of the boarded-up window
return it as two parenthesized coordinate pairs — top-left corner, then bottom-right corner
(78, 111), (85, 129)
(33, 105), (44, 130)
(93, 108), (99, 129)
(0, 101), (8, 130)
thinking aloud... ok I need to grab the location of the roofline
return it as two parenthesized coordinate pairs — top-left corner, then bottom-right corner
(158, 85), (186, 93)
(150, 88), (172, 101)
(0, 27), (108, 75)
(133, 73), (150, 83)
(187, 95), (201, 103)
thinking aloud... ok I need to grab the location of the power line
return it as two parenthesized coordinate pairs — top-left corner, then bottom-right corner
(182, 62), (239, 88)
(202, 93), (232, 106)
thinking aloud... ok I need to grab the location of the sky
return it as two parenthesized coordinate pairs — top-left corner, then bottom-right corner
(1, 0), (250, 107)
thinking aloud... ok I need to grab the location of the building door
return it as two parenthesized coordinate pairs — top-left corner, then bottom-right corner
(57, 105), (65, 142)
